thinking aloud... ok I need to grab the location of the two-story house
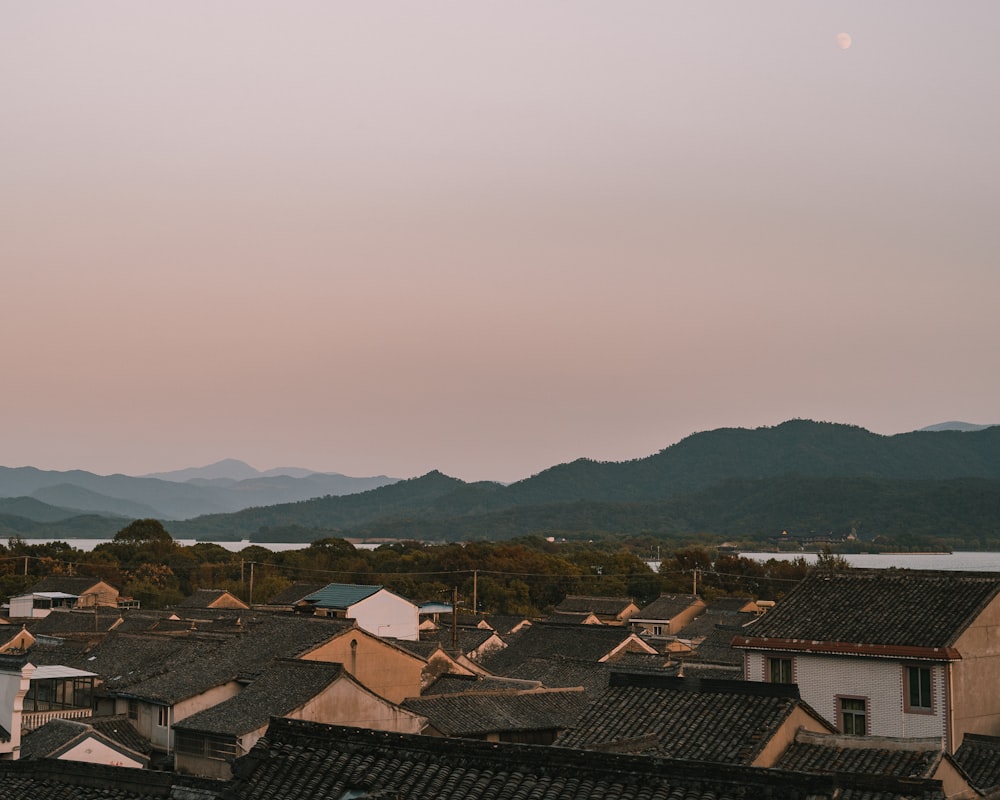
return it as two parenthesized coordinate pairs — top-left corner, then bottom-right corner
(733, 568), (1000, 751)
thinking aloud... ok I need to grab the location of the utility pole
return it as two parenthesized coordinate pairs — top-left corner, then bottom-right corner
(451, 586), (458, 650)
(472, 570), (478, 616)
(249, 562), (255, 607)
(692, 568), (700, 596)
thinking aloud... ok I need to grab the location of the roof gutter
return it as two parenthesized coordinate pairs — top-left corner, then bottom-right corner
(731, 636), (962, 662)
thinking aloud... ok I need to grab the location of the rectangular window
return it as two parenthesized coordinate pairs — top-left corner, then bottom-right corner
(157, 706), (170, 728)
(840, 697), (867, 735)
(767, 657), (793, 684)
(652, 625), (663, 636)
(906, 666), (933, 711)
(127, 700), (139, 721)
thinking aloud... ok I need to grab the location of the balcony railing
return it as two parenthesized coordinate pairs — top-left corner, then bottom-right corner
(21, 707), (92, 731)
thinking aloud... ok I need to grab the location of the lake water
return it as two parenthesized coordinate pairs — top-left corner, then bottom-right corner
(15, 539), (1000, 571)
(13, 538), (381, 553)
(738, 551), (1000, 572)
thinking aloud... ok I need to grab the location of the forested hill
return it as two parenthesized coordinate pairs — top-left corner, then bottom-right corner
(168, 421), (1000, 540)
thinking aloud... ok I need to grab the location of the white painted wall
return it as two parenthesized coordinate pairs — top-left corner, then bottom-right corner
(746, 651), (947, 740)
(349, 590), (419, 641)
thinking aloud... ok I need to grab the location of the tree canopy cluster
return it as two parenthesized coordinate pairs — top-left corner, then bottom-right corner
(0, 521), (817, 615)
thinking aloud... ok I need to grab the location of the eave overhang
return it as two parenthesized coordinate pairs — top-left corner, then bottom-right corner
(731, 636), (962, 662)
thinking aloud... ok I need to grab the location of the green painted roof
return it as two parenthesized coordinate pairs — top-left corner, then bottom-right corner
(303, 583), (383, 609)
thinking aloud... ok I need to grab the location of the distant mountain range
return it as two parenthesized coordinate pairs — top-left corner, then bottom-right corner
(163, 420), (1000, 544)
(0, 460), (398, 534)
(2, 421), (997, 544)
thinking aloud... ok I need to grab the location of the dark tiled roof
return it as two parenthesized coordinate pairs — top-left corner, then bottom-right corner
(20, 717), (150, 763)
(0, 760), (221, 800)
(27, 608), (123, 635)
(502, 657), (613, 700)
(684, 621), (751, 666)
(265, 583), (328, 605)
(737, 569), (1000, 650)
(419, 626), (500, 657)
(555, 672), (827, 764)
(480, 622), (650, 675)
(705, 596), (757, 613)
(87, 716), (153, 756)
(546, 611), (600, 624)
(953, 733), (1000, 792)
(175, 589), (248, 609)
(681, 610), (756, 641)
(174, 660), (344, 737)
(30, 613), (356, 705)
(555, 595), (635, 616)
(482, 614), (533, 635)
(776, 730), (943, 778)
(222, 718), (946, 800)
(403, 688), (588, 737)
(422, 673), (541, 696)
(26, 577), (116, 596)
(633, 594), (702, 621)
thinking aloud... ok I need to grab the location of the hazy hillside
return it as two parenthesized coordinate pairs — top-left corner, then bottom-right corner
(0, 464), (399, 521)
(168, 421), (1000, 542)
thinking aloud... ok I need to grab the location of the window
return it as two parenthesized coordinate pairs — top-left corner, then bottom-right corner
(839, 697), (867, 735)
(767, 657), (793, 684)
(652, 625), (663, 637)
(127, 700), (139, 721)
(157, 705), (170, 728)
(906, 666), (933, 711)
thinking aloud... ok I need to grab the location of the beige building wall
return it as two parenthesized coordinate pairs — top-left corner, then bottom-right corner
(951, 594), (1000, 748)
(750, 706), (836, 767)
(300, 630), (423, 703)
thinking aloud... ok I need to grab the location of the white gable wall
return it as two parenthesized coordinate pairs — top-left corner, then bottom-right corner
(348, 590), (419, 641)
(745, 651), (947, 741)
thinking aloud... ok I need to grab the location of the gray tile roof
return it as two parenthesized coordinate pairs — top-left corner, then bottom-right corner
(479, 622), (650, 675)
(27, 608), (123, 636)
(264, 582), (328, 606)
(419, 626), (500, 657)
(174, 659), (345, 737)
(19, 717), (150, 763)
(26, 577), (117, 596)
(30, 612), (356, 705)
(775, 730), (944, 778)
(403, 687), (588, 737)
(422, 673), (542, 696)
(555, 672), (830, 764)
(735, 569), (1000, 652)
(953, 733), (1000, 792)
(633, 594), (702, 621)
(0, 760), (222, 800)
(222, 717), (946, 800)
(555, 595), (635, 616)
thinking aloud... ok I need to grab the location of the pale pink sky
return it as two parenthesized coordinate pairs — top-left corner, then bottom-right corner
(2, 3), (998, 482)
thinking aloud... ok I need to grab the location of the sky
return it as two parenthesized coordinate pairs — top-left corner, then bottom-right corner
(2, 2), (998, 483)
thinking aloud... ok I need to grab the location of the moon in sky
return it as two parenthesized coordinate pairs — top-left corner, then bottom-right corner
(836, 32), (852, 50)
